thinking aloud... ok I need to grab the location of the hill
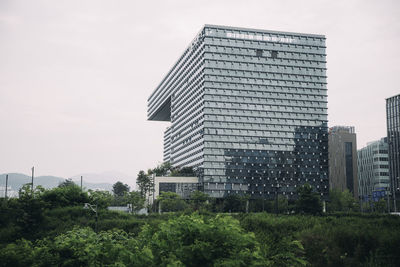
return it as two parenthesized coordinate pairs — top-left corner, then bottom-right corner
(0, 173), (113, 195)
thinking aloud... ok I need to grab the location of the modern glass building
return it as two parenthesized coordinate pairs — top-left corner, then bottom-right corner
(386, 94), (400, 209)
(357, 137), (390, 200)
(148, 25), (328, 200)
(328, 126), (358, 198)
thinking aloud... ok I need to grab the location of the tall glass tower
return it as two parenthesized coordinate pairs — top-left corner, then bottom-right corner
(148, 25), (328, 200)
(386, 94), (400, 210)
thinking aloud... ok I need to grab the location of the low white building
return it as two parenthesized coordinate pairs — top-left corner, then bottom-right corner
(148, 176), (199, 204)
(358, 137), (390, 201)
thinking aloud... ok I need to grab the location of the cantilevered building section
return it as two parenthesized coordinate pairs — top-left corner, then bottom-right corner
(148, 25), (328, 199)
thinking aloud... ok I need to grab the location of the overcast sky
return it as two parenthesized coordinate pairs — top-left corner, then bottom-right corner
(1, 0), (399, 187)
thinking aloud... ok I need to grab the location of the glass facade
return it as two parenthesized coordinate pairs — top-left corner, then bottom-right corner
(148, 25), (328, 200)
(345, 142), (354, 192)
(357, 137), (390, 199)
(386, 94), (400, 201)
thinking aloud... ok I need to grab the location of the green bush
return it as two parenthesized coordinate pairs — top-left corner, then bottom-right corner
(140, 213), (267, 266)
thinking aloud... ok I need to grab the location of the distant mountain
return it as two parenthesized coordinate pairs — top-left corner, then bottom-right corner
(71, 171), (136, 190)
(0, 173), (113, 195)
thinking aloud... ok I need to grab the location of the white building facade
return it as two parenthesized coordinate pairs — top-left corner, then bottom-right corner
(357, 137), (390, 200)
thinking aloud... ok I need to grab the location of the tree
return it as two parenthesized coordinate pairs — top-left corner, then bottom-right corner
(341, 190), (358, 212)
(190, 190), (210, 211)
(112, 181), (130, 198)
(58, 178), (76, 188)
(328, 189), (343, 212)
(223, 194), (248, 212)
(125, 191), (145, 212)
(295, 184), (322, 215)
(41, 184), (89, 208)
(15, 185), (48, 239)
(140, 213), (265, 266)
(158, 192), (187, 212)
(374, 198), (387, 213)
(0, 227), (154, 267)
(277, 195), (289, 214)
(150, 162), (172, 176)
(170, 166), (195, 177)
(88, 190), (113, 209)
(328, 189), (358, 212)
(18, 184), (45, 200)
(136, 171), (152, 198)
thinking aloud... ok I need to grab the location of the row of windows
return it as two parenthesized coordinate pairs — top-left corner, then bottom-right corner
(202, 128), (325, 139)
(205, 121), (326, 131)
(205, 85), (326, 98)
(205, 107), (326, 119)
(206, 75), (326, 90)
(205, 134), (325, 146)
(204, 79), (326, 91)
(203, 172), (328, 181)
(204, 182), (328, 190)
(201, 126), (328, 140)
(205, 99), (326, 111)
(203, 142), (328, 153)
(205, 58), (326, 75)
(205, 69), (325, 84)
(205, 50), (325, 70)
(205, 27), (325, 45)
(204, 92), (326, 104)
(205, 38), (326, 55)
(204, 117), (326, 128)
(206, 105), (326, 116)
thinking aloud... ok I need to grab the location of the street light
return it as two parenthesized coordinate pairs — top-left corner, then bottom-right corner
(84, 203), (98, 232)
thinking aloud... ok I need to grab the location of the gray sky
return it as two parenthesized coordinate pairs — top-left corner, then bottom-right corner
(1, 0), (399, 187)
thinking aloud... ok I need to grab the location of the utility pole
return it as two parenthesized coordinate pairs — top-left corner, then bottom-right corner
(81, 176), (83, 191)
(5, 174), (8, 199)
(31, 166), (34, 195)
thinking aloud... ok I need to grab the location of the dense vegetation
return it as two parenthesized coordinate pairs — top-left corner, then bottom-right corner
(0, 181), (399, 266)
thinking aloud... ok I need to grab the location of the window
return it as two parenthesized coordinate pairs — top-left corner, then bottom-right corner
(256, 49), (263, 57)
(271, 50), (278, 59)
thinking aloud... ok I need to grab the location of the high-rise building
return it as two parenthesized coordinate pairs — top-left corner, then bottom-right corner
(357, 137), (390, 200)
(386, 94), (400, 209)
(148, 25), (328, 199)
(328, 126), (358, 198)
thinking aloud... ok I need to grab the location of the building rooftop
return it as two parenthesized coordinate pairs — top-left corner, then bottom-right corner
(329, 126), (355, 134)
